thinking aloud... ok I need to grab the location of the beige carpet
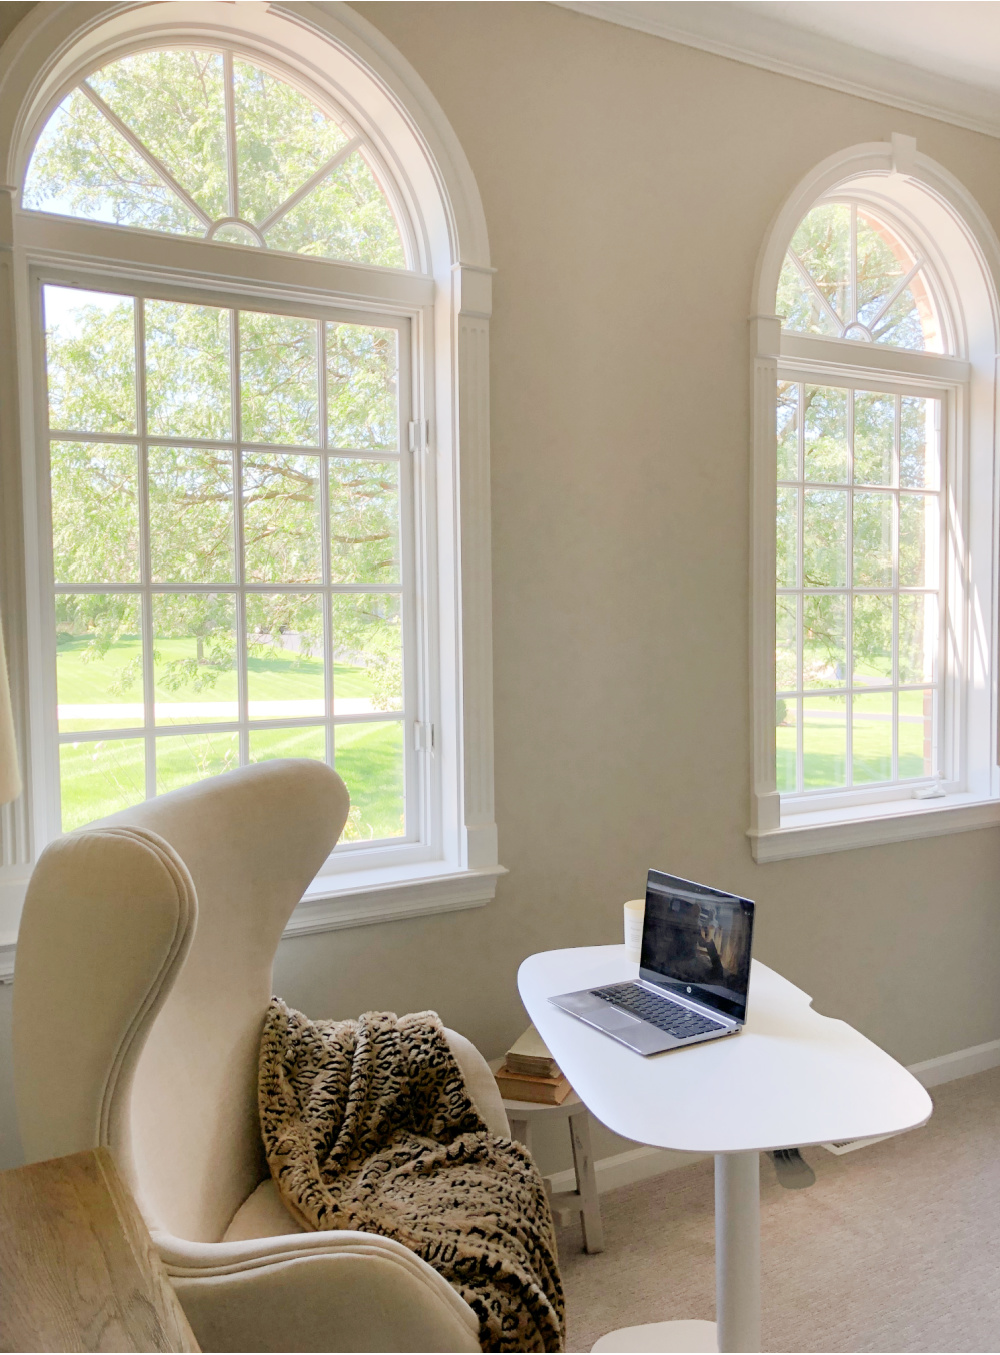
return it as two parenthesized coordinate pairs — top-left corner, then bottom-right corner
(555, 1066), (1000, 1352)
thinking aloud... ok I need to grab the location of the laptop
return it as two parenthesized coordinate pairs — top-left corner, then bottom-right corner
(549, 870), (755, 1056)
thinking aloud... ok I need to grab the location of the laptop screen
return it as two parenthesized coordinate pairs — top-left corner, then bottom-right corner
(639, 870), (755, 1021)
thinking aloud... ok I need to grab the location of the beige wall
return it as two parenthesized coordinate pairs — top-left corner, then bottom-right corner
(2, 1), (1000, 1175)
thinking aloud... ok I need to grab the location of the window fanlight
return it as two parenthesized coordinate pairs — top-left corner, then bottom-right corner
(23, 48), (407, 269)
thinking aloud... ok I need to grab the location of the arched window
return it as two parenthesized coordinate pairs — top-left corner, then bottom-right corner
(750, 138), (1000, 861)
(0, 3), (500, 963)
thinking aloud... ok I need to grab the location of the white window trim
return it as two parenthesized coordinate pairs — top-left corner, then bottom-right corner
(0, 1), (504, 981)
(749, 135), (1000, 863)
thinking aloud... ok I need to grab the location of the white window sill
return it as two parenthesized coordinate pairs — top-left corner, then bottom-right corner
(749, 792), (1000, 862)
(285, 861), (507, 938)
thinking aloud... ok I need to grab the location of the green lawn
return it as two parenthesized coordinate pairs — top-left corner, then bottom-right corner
(776, 688), (932, 791)
(56, 633), (371, 726)
(56, 635), (404, 838)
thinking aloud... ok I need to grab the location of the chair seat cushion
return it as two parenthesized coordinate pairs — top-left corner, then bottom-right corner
(223, 1178), (306, 1242)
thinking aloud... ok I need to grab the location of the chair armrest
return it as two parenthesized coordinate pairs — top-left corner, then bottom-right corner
(154, 1229), (480, 1353)
(443, 1026), (511, 1139)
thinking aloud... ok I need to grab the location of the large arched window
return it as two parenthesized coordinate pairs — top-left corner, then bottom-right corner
(0, 3), (500, 967)
(750, 138), (1000, 861)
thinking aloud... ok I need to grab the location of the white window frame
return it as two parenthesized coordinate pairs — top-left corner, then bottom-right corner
(750, 136), (1000, 862)
(0, 2), (503, 979)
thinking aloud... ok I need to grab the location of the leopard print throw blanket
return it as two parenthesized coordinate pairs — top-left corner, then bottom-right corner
(258, 998), (565, 1352)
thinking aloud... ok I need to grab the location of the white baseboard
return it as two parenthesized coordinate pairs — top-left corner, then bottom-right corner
(546, 1144), (705, 1196)
(546, 1038), (1000, 1197)
(908, 1037), (1000, 1088)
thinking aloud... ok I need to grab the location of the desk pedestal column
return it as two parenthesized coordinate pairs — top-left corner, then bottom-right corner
(590, 1152), (761, 1354)
(715, 1151), (761, 1353)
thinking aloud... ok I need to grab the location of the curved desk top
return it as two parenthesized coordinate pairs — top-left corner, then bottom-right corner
(518, 948), (932, 1154)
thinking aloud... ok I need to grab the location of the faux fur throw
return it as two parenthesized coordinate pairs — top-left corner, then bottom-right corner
(258, 998), (565, 1353)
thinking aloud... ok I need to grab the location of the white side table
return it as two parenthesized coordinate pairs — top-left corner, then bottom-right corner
(489, 1058), (604, 1253)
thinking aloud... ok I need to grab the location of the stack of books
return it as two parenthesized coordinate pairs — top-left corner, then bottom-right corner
(494, 1025), (571, 1105)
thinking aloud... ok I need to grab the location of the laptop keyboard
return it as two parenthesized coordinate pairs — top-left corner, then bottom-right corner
(592, 983), (726, 1038)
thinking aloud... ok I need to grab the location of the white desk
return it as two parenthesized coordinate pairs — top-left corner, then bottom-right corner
(518, 948), (932, 1353)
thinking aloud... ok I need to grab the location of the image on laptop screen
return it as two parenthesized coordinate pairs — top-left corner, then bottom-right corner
(640, 871), (755, 1020)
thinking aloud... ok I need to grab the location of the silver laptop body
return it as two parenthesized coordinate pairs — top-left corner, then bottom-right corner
(550, 871), (756, 1056)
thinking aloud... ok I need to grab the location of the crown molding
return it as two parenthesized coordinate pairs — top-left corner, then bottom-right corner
(553, 2), (1000, 140)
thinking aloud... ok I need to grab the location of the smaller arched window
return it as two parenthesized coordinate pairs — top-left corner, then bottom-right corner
(778, 201), (943, 351)
(750, 141), (1000, 861)
(23, 49), (407, 267)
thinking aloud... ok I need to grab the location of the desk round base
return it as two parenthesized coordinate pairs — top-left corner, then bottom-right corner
(592, 1319), (718, 1352)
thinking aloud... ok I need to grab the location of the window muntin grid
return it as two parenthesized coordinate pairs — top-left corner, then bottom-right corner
(23, 48), (407, 268)
(775, 379), (943, 796)
(43, 282), (409, 842)
(777, 200), (945, 353)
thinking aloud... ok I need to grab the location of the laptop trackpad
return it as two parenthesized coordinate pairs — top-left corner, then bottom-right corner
(592, 1005), (644, 1034)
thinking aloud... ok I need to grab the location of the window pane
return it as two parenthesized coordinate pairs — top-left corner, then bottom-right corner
(776, 596), (797, 693)
(853, 491), (893, 586)
(804, 385), (848, 482)
(45, 287), (136, 434)
(25, 90), (204, 236)
(801, 695), (847, 788)
(246, 593), (324, 720)
(152, 593), (237, 724)
(789, 205), (851, 326)
(330, 459), (400, 585)
(148, 447), (234, 583)
(852, 594), (892, 686)
(803, 489), (847, 587)
(51, 441), (139, 583)
(898, 689), (935, 779)
(335, 720), (404, 840)
(872, 280), (932, 351)
(852, 692), (892, 784)
(233, 58), (349, 228)
(899, 493), (938, 588)
(856, 212), (911, 330)
(249, 725), (327, 764)
(776, 382), (799, 482)
(57, 595), (143, 732)
(775, 697), (798, 793)
(776, 488), (798, 588)
(239, 311), (319, 446)
(60, 738), (145, 832)
(900, 397), (937, 489)
(242, 453), (322, 583)
(155, 732), (240, 794)
(803, 595), (845, 689)
(265, 152), (405, 268)
(145, 301), (232, 440)
(899, 594), (937, 685)
(777, 254), (839, 337)
(853, 392), (894, 486)
(88, 50), (228, 222)
(326, 324), (399, 452)
(331, 593), (402, 713)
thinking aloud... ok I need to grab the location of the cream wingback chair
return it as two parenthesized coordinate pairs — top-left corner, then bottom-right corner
(13, 759), (509, 1352)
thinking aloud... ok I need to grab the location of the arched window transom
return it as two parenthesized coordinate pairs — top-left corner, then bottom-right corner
(778, 201), (943, 353)
(23, 48), (407, 268)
